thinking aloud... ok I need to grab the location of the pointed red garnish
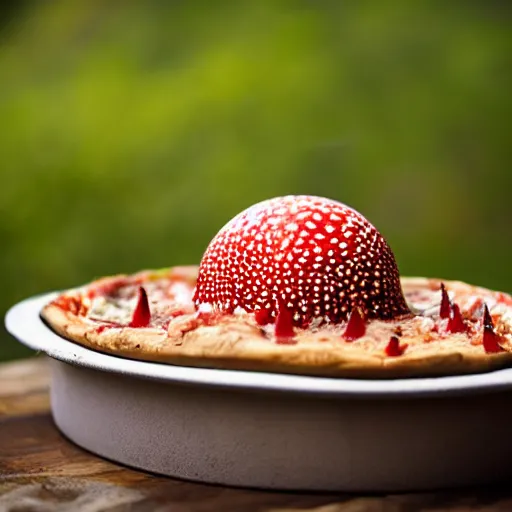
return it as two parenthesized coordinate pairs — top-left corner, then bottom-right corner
(129, 287), (151, 327)
(385, 336), (408, 357)
(467, 297), (484, 318)
(482, 305), (503, 353)
(343, 307), (366, 341)
(255, 308), (272, 326)
(275, 298), (296, 343)
(440, 283), (451, 319)
(446, 303), (467, 334)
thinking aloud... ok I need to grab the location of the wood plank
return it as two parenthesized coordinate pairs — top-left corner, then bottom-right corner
(0, 356), (50, 418)
(0, 356), (50, 398)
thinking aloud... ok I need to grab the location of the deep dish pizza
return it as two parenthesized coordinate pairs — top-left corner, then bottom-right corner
(41, 196), (512, 378)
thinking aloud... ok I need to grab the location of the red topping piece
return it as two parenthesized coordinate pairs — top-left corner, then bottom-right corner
(482, 305), (503, 353)
(275, 299), (296, 343)
(255, 308), (272, 326)
(439, 283), (451, 319)
(129, 287), (151, 327)
(167, 316), (201, 337)
(194, 196), (410, 327)
(385, 336), (408, 357)
(54, 295), (88, 316)
(169, 307), (191, 319)
(446, 303), (467, 334)
(343, 307), (366, 341)
(196, 310), (215, 324)
(497, 292), (512, 307)
(196, 310), (227, 326)
(95, 321), (122, 333)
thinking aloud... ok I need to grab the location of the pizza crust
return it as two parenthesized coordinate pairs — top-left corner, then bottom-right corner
(41, 271), (512, 379)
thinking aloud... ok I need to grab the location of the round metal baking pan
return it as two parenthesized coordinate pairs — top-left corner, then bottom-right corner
(6, 293), (512, 491)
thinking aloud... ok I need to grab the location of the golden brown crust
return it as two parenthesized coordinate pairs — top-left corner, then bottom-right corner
(41, 269), (512, 379)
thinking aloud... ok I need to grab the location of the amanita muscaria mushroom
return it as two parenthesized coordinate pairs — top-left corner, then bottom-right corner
(193, 195), (410, 329)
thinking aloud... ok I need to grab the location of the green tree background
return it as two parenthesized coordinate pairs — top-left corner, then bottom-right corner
(1, 1), (511, 361)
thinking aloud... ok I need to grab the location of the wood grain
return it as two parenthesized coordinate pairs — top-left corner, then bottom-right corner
(1, 357), (512, 511)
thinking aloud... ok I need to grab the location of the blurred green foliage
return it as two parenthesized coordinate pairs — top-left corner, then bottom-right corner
(1, 0), (511, 361)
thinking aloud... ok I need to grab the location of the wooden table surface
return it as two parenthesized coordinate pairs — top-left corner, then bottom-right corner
(1, 358), (512, 512)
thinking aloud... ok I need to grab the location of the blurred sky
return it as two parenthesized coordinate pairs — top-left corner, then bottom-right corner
(1, 0), (511, 360)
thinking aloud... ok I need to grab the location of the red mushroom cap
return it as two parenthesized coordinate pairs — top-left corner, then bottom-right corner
(193, 195), (410, 327)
